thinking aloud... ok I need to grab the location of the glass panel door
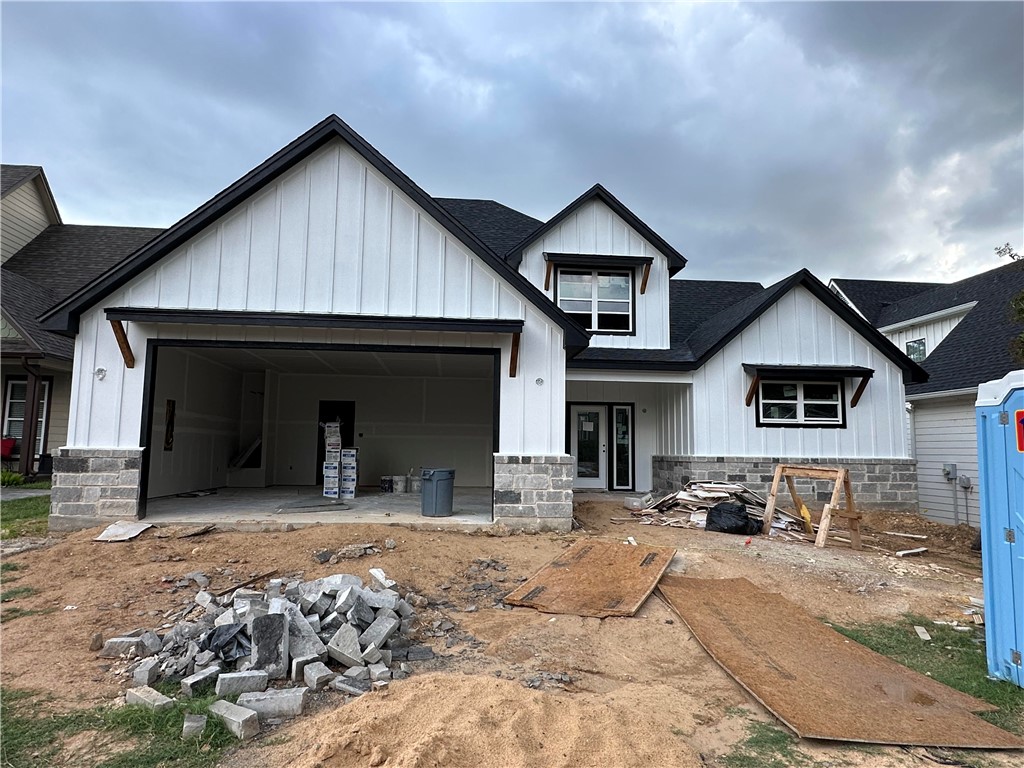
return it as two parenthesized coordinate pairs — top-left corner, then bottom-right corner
(570, 405), (606, 489)
(612, 405), (633, 490)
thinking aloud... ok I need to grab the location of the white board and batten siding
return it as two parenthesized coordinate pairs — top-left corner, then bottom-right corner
(518, 199), (671, 350)
(1, 181), (52, 263)
(912, 395), (980, 527)
(881, 308), (973, 362)
(66, 138), (568, 456)
(690, 285), (908, 458)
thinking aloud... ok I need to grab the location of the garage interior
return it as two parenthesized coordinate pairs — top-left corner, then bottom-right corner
(141, 345), (497, 522)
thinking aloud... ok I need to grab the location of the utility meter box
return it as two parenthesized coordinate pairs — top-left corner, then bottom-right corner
(976, 370), (1024, 688)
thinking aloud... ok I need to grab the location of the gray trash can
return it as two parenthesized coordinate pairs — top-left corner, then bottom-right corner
(421, 468), (455, 517)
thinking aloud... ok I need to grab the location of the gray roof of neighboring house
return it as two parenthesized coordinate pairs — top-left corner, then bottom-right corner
(830, 278), (942, 324)
(2, 224), (162, 360)
(0, 268), (74, 359)
(1, 164), (42, 197)
(883, 261), (1024, 397)
(4, 225), (162, 303)
(435, 198), (542, 258)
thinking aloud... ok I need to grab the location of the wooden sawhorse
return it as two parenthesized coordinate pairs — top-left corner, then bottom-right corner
(760, 464), (861, 550)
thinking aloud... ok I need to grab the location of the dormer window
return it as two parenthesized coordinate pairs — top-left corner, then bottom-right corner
(556, 268), (634, 333)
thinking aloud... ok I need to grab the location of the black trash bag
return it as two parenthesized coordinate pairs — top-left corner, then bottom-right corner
(706, 502), (762, 536)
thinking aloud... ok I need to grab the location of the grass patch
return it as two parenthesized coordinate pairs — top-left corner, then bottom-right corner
(21, 479), (52, 490)
(1, 584), (37, 602)
(721, 721), (809, 768)
(834, 615), (1024, 736)
(0, 605), (55, 622)
(0, 687), (239, 768)
(0, 493), (50, 538)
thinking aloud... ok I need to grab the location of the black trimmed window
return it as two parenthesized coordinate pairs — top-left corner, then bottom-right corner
(905, 338), (926, 362)
(2, 377), (51, 454)
(758, 380), (844, 427)
(555, 268), (634, 334)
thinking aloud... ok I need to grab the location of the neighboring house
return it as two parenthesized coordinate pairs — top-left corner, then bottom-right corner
(831, 262), (1024, 527)
(0, 164), (161, 474)
(37, 115), (926, 532)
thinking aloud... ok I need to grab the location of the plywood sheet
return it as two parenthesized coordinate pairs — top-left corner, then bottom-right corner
(504, 539), (676, 618)
(657, 576), (1023, 749)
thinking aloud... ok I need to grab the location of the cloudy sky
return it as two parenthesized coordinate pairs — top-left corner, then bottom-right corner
(2, 1), (1021, 284)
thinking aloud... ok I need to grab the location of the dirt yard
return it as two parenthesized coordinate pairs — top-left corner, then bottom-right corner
(0, 498), (1016, 767)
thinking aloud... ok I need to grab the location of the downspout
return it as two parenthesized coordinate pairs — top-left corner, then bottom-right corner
(19, 358), (41, 476)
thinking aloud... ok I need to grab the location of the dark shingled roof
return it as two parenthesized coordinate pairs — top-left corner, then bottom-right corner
(434, 198), (542, 258)
(1, 164), (41, 197)
(4, 225), (163, 303)
(830, 278), (942, 324)
(0, 268), (74, 359)
(572, 279), (764, 366)
(882, 261), (1024, 397)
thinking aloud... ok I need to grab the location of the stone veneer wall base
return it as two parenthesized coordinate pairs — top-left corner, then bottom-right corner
(493, 454), (574, 532)
(49, 448), (144, 531)
(652, 455), (918, 512)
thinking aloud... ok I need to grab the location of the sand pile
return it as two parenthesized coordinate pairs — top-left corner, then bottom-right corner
(266, 673), (702, 768)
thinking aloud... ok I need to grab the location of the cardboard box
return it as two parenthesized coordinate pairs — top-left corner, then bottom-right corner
(323, 462), (340, 477)
(340, 489), (356, 499)
(324, 476), (340, 489)
(323, 487), (340, 499)
(325, 449), (341, 462)
(340, 448), (359, 458)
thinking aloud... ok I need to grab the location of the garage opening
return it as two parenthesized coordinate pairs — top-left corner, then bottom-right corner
(140, 342), (498, 523)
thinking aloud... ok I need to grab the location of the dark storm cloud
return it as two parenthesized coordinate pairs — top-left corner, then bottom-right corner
(2, 2), (1020, 284)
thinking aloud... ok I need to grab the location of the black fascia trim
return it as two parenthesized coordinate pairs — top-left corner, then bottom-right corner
(105, 308), (525, 335)
(544, 253), (654, 269)
(567, 358), (695, 371)
(40, 115), (591, 354)
(506, 183), (687, 274)
(691, 270), (928, 385)
(742, 364), (874, 381)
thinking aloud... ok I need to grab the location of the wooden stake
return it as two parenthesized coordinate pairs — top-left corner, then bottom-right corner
(843, 471), (861, 550)
(814, 471), (844, 548)
(109, 319), (135, 369)
(785, 476), (814, 535)
(761, 464), (785, 535)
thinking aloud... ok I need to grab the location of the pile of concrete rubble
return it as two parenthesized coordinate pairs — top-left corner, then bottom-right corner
(98, 567), (434, 740)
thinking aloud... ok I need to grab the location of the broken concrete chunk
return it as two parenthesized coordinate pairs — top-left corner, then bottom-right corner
(343, 665), (370, 680)
(181, 664), (221, 697)
(98, 637), (142, 658)
(369, 568), (396, 590)
(181, 713), (207, 740)
(303, 661), (336, 691)
(208, 700), (260, 740)
(194, 650), (216, 668)
(346, 596), (375, 628)
(321, 611), (344, 634)
(304, 613), (321, 633)
(333, 586), (359, 615)
(406, 645), (435, 661)
(331, 678), (369, 696)
(215, 670), (269, 696)
(89, 632), (104, 651)
(139, 631), (163, 657)
(214, 609), (239, 627)
(126, 685), (174, 711)
(251, 613), (289, 679)
(290, 654), (320, 683)
(270, 598), (328, 661)
(320, 573), (364, 594)
(327, 624), (363, 667)
(133, 658), (160, 686)
(358, 616), (399, 650)
(395, 599), (414, 618)
(368, 662), (391, 682)
(195, 591), (214, 608)
(312, 594), (334, 617)
(361, 643), (382, 664)
(237, 687), (308, 720)
(362, 589), (399, 610)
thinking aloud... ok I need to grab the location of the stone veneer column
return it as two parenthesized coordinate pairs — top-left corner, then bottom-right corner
(49, 448), (144, 531)
(493, 454), (574, 532)
(652, 455), (918, 511)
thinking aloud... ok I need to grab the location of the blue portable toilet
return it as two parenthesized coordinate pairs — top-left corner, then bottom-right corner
(976, 370), (1024, 688)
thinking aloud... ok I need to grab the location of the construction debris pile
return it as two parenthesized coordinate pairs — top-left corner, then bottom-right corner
(624, 482), (805, 534)
(98, 567), (435, 740)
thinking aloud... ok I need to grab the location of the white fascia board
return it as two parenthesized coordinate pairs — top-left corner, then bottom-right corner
(566, 369), (693, 384)
(906, 386), (979, 402)
(826, 282), (868, 321)
(878, 302), (978, 333)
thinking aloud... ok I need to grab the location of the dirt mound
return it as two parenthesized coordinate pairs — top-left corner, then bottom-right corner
(256, 673), (702, 768)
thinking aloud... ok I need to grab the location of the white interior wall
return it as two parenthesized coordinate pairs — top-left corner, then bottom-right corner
(147, 349), (243, 498)
(274, 371), (494, 487)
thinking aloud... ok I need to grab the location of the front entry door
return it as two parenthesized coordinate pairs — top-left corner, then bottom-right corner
(570, 405), (606, 489)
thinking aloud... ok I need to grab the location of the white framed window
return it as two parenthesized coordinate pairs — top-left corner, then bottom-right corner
(905, 339), (926, 362)
(2, 378), (50, 454)
(556, 268), (633, 333)
(758, 380), (844, 427)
